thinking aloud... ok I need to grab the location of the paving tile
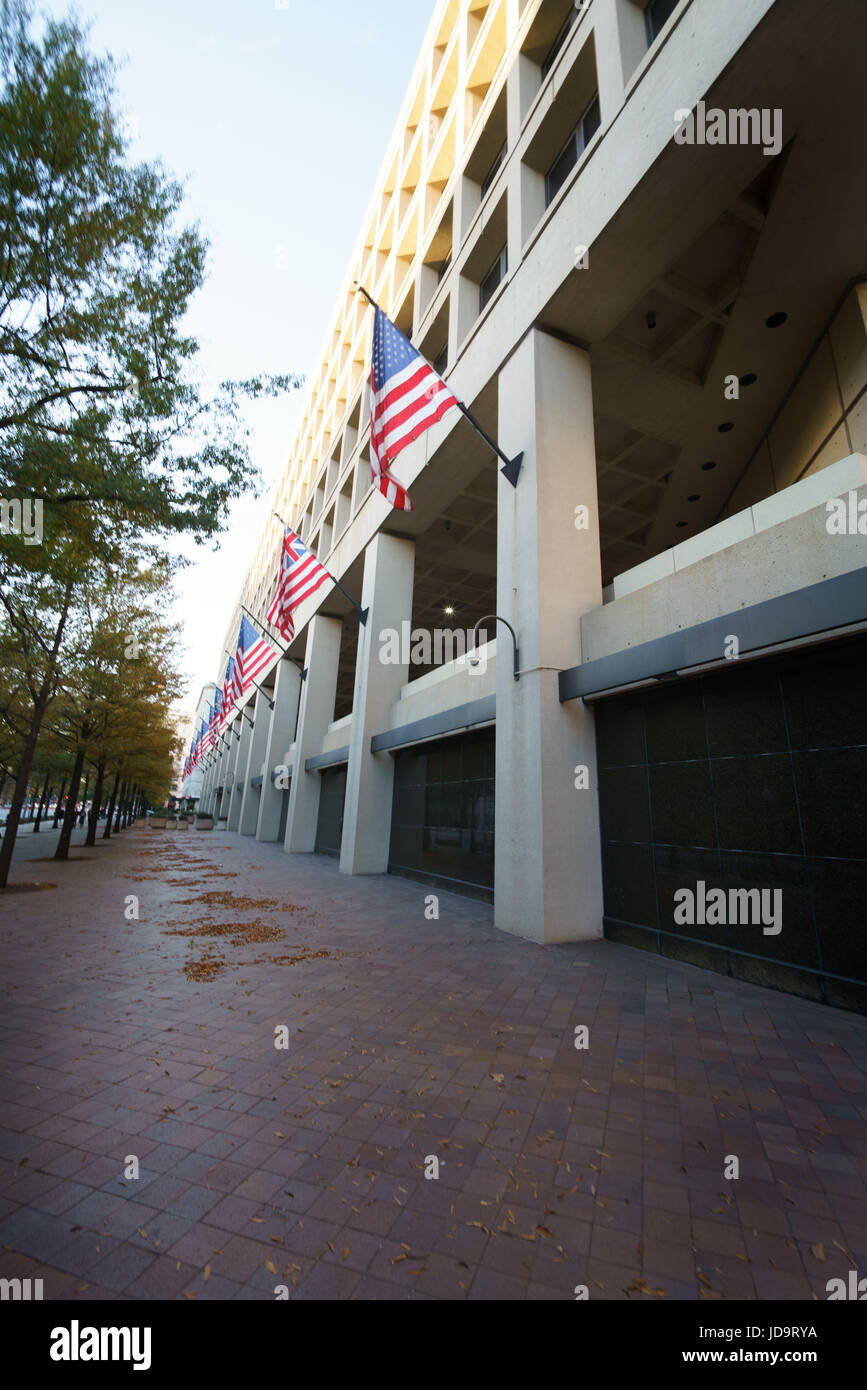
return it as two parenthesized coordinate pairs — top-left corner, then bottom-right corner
(1, 827), (865, 1304)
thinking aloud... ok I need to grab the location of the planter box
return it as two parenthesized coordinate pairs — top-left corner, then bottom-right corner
(135, 817), (147, 828)
(194, 817), (214, 830)
(215, 819), (228, 832)
(177, 819), (191, 831)
(166, 819), (178, 829)
(150, 817), (167, 828)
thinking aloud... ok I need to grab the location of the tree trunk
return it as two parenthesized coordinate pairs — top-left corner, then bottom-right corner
(86, 762), (105, 847)
(55, 748), (85, 862)
(51, 778), (67, 829)
(33, 772), (52, 832)
(0, 676), (62, 886)
(114, 780), (126, 832)
(102, 771), (120, 839)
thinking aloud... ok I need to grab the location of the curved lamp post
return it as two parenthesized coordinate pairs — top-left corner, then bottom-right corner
(468, 614), (520, 681)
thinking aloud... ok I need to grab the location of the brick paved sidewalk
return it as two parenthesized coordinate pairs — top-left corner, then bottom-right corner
(0, 827), (865, 1301)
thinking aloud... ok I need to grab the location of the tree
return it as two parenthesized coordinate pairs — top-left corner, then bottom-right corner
(0, 1), (301, 883)
(50, 552), (181, 860)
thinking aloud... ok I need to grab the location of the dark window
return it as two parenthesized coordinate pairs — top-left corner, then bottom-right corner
(541, 6), (578, 81)
(544, 93), (600, 206)
(480, 141), (506, 199)
(645, 0), (679, 45)
(389, 727), (495, 900)
(479, 245), (507, 313)
(433, 343), (448, 375)
(314, 765), (346, 856)
(596, 630), (867, 1014)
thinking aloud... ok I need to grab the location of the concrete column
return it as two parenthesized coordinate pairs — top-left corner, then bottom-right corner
(200, 758), (213, 814)
(284, 615), (342, 853)
(340, 534), (415, 875)
(218, 724), (241, 820)
(209, 745), (225, 815)
(594, 0), (628, 118)
(257, 659), (302, 842)
(238, 692), (271, 836)
(227, 713), (253, 831)
(495, 327), (604, 943)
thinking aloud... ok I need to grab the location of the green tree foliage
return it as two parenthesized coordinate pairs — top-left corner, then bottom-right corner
(0, 0), (301, 882)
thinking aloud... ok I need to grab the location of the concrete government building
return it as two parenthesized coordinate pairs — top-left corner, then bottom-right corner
(187, 0), (867, 1013)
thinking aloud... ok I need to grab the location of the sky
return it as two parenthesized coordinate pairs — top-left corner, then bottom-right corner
(40, 0), (434, 711)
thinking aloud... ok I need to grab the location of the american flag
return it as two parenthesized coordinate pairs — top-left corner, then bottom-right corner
(235, 614), (278, 694)
(210, 688), (223, 740)
(369, 306), (459, 511)
(201, 704), (215, 754)
(222, 656), (240, 716)
(266, 525), (332, 642)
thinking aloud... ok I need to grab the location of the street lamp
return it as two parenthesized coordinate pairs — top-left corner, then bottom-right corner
(468, 614), (520, 681)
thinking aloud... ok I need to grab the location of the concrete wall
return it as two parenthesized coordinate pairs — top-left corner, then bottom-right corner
(727, 284), (867, 512)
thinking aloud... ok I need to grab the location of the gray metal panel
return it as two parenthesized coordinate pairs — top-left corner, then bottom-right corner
(560, 568), (867, 702)
(370, 695), (496, 754)
(304, 745), (350, 772)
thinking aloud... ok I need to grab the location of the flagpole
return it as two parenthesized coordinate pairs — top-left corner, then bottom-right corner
(353, 283), (523, 487)
(273, 513), (368, 626)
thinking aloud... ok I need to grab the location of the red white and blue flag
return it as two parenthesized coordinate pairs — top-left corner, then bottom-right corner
(266, 526), (332, 643)
(235, 615), (278, 694)
(223, 656), (239, 711)
(369, 306), (459, 512)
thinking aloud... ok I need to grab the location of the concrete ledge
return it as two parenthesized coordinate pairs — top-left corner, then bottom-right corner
(304, 745), (350, 772)
(371, 695), (496, 753)
(560, 568), (867, 701)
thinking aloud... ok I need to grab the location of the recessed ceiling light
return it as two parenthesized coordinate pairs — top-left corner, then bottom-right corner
(766, 312), (788, 328)
(687, 494), (700, 502)
(443, 605), (454, 615)
(739, 373), (758, 387)
(718, 422), (734, 433)
(701, 461), (716, 471)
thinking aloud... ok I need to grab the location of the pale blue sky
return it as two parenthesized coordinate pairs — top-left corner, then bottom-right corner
(41, 0), (434, 708)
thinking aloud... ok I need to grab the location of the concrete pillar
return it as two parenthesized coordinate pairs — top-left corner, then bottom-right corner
(495, 327), (604, 943)
(284, 615), (342, 853)
(209, 745), (225, 815)
(238, 691), (271, 836)
(227, 712), (253, 831)
(340, 534), (415, 875)
(200, 758), (213, 814)
(218, 724), (241, 820)
(257, 659), (302, 842)
(594, 0), (628, 118)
